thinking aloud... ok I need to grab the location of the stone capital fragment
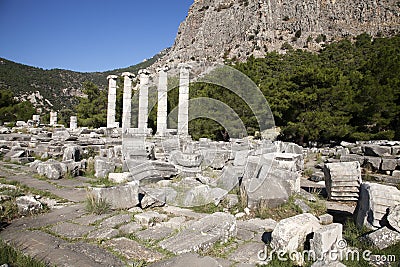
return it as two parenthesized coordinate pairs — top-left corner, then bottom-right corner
(107, 75), (118, 80)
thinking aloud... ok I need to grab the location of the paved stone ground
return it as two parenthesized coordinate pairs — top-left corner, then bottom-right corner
(0, 162), (271, 266)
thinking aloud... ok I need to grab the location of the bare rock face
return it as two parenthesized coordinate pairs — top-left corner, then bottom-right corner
(164, 0), (400, 64)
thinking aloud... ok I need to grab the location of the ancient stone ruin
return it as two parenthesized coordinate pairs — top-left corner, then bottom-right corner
(0, 65), (399, 266)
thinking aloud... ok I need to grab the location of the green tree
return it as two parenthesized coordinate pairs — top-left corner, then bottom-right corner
(76, 82), (107, 128)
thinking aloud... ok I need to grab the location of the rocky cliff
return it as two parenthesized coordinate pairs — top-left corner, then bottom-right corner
(164, 0), (400, 63)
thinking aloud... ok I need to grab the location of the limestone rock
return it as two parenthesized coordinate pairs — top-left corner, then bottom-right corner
(62, 145), (81, 162)
(271, 213), (321, 253)
(324, 161), (362, 201)
(108, 172), (132, 183)
(319, 214), (334, 225)
(363, 156), (382, 170)
(134, 211), (168, 226)
(363, 145), (391, 157)
(310, 223), (343, 261)
(94, 157), (115, 179)
(15, 195), (43, 215)
(387, 204), (400, 233)
(149, 253), (221, 267)
(363, 227), (400, 249)
(355, 182), (400, 229)
(241, 164), (299, 209)
(160, 0), (400, 65)
(381, 158), (398, 171)
(36, 160), (68, 179)
(201, 149), (230, 169)
(89, 181), (139, 209)
(159, 212), (236, 255)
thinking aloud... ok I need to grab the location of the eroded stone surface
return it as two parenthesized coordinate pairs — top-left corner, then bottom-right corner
(104, 237), (164, 262)
(159, 212), (237, 255)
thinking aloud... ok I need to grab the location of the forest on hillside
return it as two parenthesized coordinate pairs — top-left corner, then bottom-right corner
(181, 33), (399, 144)
(3, 34), (398, 145)
(75, 34), (400, 144)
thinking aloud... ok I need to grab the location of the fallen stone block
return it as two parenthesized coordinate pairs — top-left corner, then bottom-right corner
(94, 157), (115, 178)
(241, 164), (300, 209)
(363, 145), (391, 157)
(363, 226), (400, 249)
(169, 150), (203, 168)
(363, 156), (382, 171)
(319, 214), (334, 225)
(271, 213), (321, 253)
(108, 172), (132, 183)
(387, 204), (400, 233)
(16, 195), (43, 215)
(340, 154), (364, 165)
(381, 158), (398, 171)
(52, 129), (71, 141)
(159, 212), (236, 255)
(62, 145), (81, 162)
(324, 161), (362, 201)
(89, 181), (139, 209)
(216, 165), (243, 191)
(310, 223), (343, 261)
(355, 182), (400, 229)
(181, 184), (227, 207)
(140, 187), (177, 209)
(201, 149), (230, 169)
(36, 160), (68, 179)
(285, 143), (303, 154)
(392, 146), (400, 156)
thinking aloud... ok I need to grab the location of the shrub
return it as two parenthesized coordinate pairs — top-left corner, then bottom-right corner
(85, 194), (111, 215)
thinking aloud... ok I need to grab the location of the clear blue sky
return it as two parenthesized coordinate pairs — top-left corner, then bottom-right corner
(0, 0), (193, 72)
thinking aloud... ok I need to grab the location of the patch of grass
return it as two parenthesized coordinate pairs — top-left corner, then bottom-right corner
(83, 160), (95, 178)
(0, 200), (19, 224)
(341, 219), (400, 266)
(0, 239), (48, 267)
(303, 168), (313, 178)
(199, 237), (238, 259)
(254, 194), (326, 221)
(0, 177), (67, 202)
(254, 196), (302, 220)
(190, 202), (222, 214)
(88, 177), (118, 188)
(114, 166), (123, 173)
(316, 153), (323, 164)
(85, 193), (111, 215)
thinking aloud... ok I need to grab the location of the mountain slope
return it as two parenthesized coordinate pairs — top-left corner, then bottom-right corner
(0, 51), (166, 112)
(164, 0), (400, 63)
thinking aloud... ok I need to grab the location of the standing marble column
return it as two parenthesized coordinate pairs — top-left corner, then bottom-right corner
(177, 63), (192, 137)
(138, 69), (150, 132)
(107, 75), (118, 128)
(121, 72), (135, 131)
(49, 111), (57, 126)
(156, 66), (169, 136)
(70, 116), (77, 129)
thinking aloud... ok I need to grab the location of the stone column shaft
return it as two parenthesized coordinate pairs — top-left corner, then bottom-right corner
(122, 72), (135, 131)
(50, 111), (57, 126)
(156, 67), (169, 136)
(107, 75), (118, 128)
(70, 116), (77, 129)
(177, 64), (191, 137)
(138, 69), (150, 131)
